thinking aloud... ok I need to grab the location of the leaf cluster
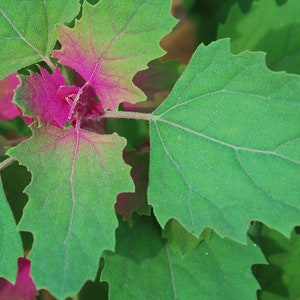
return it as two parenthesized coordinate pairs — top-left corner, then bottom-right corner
(0, 0), (300, 299)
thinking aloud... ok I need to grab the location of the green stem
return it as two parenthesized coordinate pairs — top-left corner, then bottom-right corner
(44, 57), (56, 71)
(0, 157), (15, 171)
(103, 110), (152, 121)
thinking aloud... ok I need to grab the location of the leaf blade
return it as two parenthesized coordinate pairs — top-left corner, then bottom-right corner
(0, 176), (23, 283)
(7, 124), (133, 298)
(149, 39), (300, 242)
(102, 215), (263, 299)
(0, 0), (80, 78)
(52, 0), (176, 110)
(218, 0), (300, 74)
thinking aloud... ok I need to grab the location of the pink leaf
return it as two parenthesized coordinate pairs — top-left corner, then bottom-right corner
(14, 67), (69, 127)
(14, 67), (102, 127)
(0, 258), (38, 300)
(0, 73), (20, 120)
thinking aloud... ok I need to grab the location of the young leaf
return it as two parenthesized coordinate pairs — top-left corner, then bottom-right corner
(0, 0), (80, 79)
(218, 0), (300, 74)
(52, 0), (176, 110)
(0, 176), (23, 282)
(7, 124), (133, 299)
(102, 215), (263, 299)
(14, 68), (70, 127)
(0, 258), (37, 300)
(0, 73), (20, 120)
(148, 38), (300, 243)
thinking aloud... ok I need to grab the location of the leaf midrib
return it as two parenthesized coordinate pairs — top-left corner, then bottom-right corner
(152, 116), (300, 165)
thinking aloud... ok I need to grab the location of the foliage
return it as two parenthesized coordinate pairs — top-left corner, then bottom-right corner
(0, 0), (299, 299)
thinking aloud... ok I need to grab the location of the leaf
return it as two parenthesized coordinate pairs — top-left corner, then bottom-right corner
(148, 38), (300, 243)
(0, 157), (32, 250)
(0, 73), (20, 120)
(7, 124), (133, 299)
(218, 0), (300, 74)
(52, 0), (176, 110)
(249, 223), (300, 300)
(162, 218), (203, 255)
(0, 258), (37, 300)
(102, 215), (263, 299)
(115, 150), (151, 220)
(0, 0), (80, 79)
(14, 67), (70, 127)
(0, 176), (23, 282)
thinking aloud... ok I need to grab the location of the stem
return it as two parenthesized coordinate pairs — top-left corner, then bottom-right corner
(0, 157), (15, 171)
(43, 56), (56, 71)
(103, 110), (152, 121)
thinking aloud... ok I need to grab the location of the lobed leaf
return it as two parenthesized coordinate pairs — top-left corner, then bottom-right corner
(52, 0), (176, 110)
(148, 38), (300, 243)
(218, 0), (300, 74)
(7, 124), (133, 299)
(102, 215), (263, 299)
(0, 0), (80, 79)
(0, 176), (23, 282)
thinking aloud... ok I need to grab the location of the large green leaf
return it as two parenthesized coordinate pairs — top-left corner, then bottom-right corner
(0, 0), (80, 79)
(218, 0), (300, 74)
(0, 176), (23, 283)
(148, 38), (300, 243)
(52, 0), (176, 110)
(7, 124), (133, 299)
(102, 215), (263, 299)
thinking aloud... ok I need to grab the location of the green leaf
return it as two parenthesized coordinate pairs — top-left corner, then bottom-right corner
(162, 218), (203, 255)
(250, 223), (300, 300)
(148, 38), (300, 243)
(102, 215), (263, 299)
(7, 124), (133, 299)
(0, 176), (23, 283)
(52, 0), (176, 110)
(0, 157), (32, 250)
(218, 0), (300, 74)
(0, 0), (80, 79)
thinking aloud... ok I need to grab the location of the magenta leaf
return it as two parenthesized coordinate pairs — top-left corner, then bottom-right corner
(14, 67), (102, 127)
(0, 73), (20, 120)
(52, 0), (176, 111)
(14, 68), (69, 127)
(0, 258), (37, 300)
